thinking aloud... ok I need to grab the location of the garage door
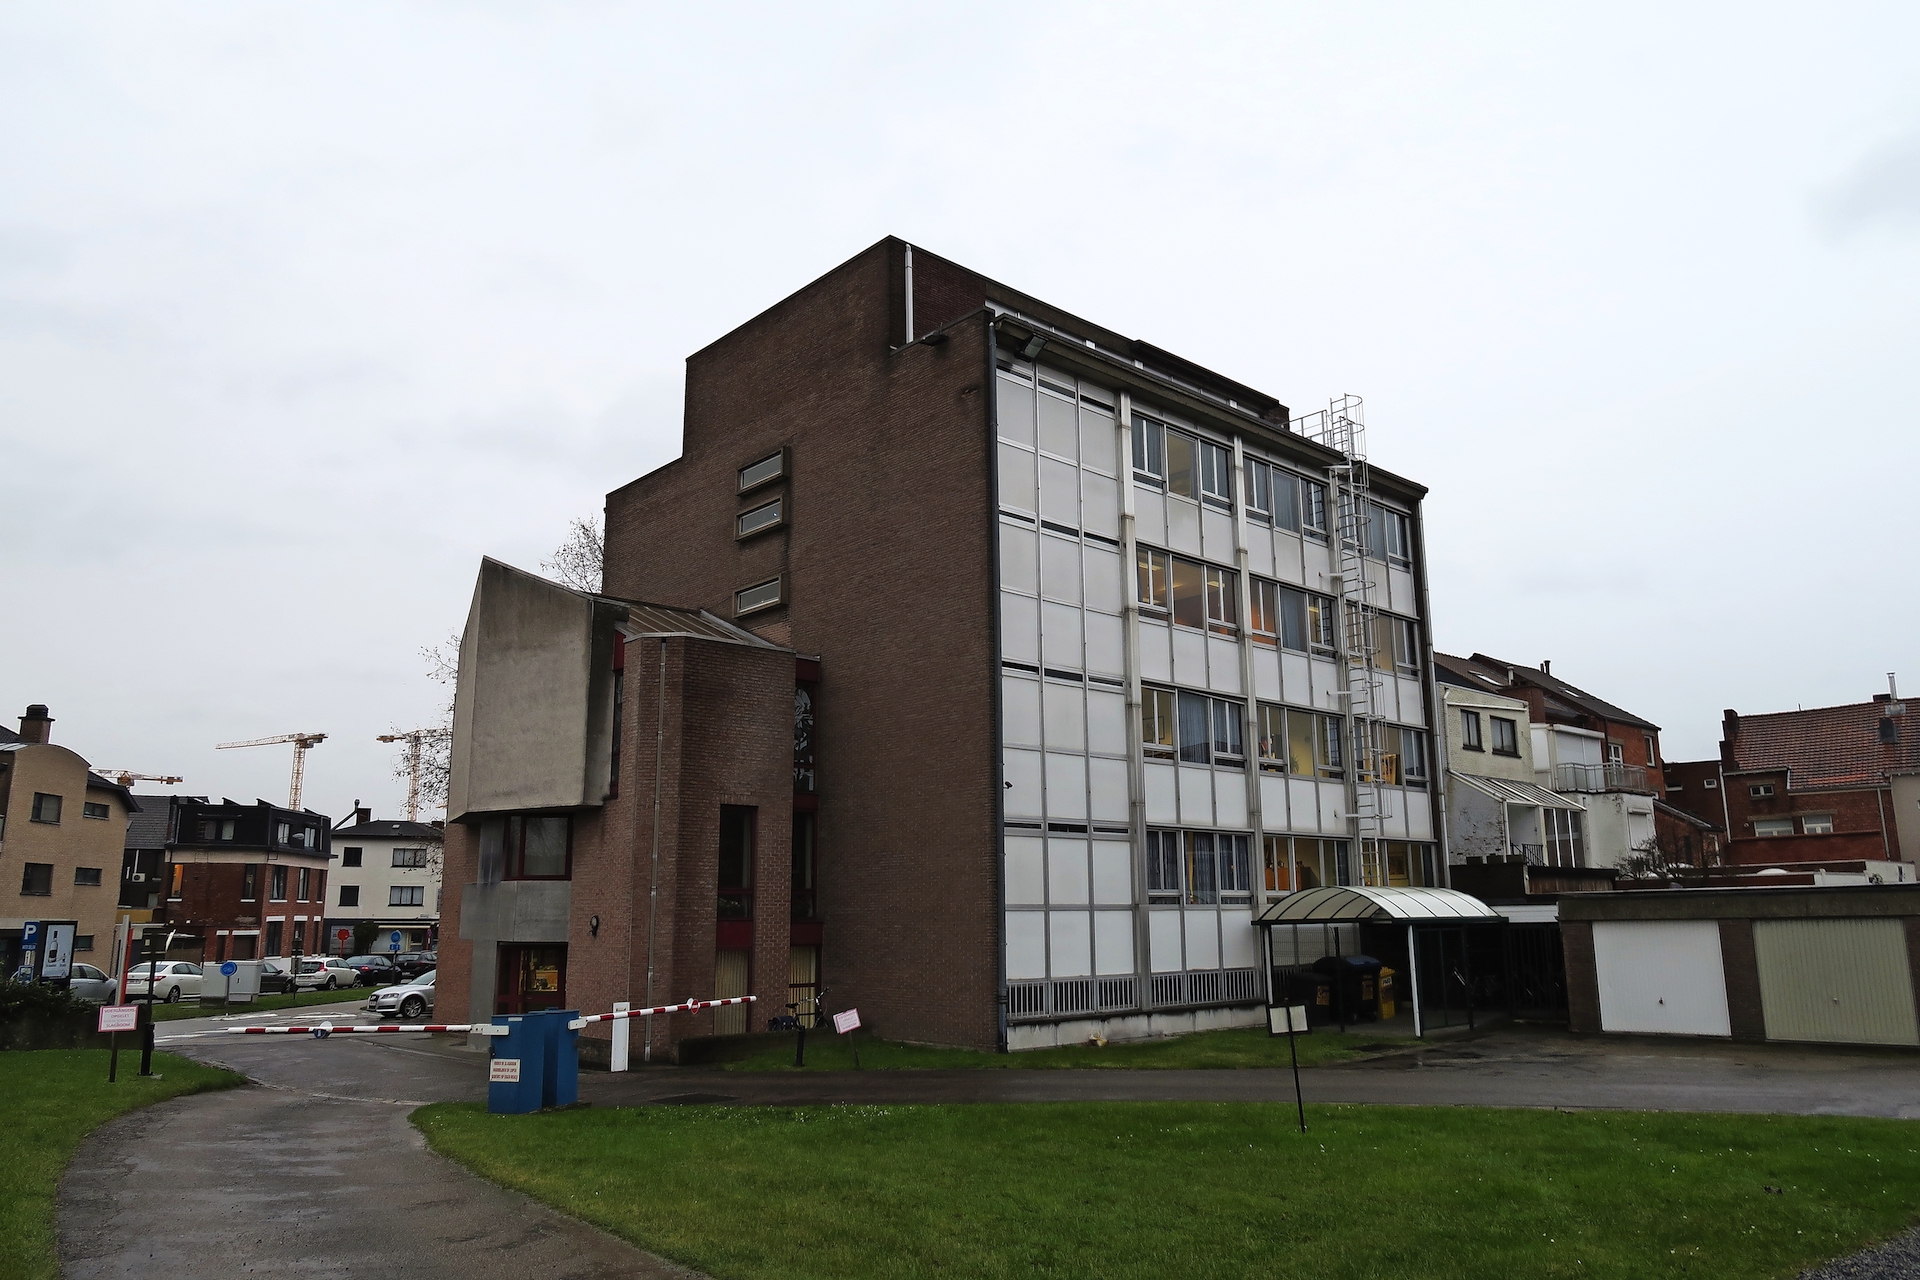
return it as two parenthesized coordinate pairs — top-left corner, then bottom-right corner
(1591, 920), (1730, 1036)
(1754, 918), (1919, 1047)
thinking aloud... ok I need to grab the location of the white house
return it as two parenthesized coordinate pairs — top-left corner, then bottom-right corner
(324, 809), (443, 956)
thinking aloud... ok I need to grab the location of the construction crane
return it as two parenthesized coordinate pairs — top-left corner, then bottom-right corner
(215, 732), (326, 810)
(99, 771), (184, 789)
(377, 729), (440, 823)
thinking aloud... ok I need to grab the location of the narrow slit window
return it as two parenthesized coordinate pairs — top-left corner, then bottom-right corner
(1204, 564), (1238, 637)
(737, 498), (783, 538)
(735, 577), (783, 615)
(1249, 578), (1278, 647)
(1164, 429), (1197, 499)
(1136, 547), (1170, 612)
(1131, 416), (1165, 485)
(738, 451), (785, 492)
(1141, 687), (1176, 760)
(1169, 556), (1206, 629)
(1198, 439), (1233, 509)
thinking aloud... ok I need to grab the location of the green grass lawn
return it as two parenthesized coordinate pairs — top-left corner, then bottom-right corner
(417, 1101), (1920, 1280)
(146, 985), (375, 1022)
(1, 1049), (243, 1280)
(724, 1025), (1382, 1071)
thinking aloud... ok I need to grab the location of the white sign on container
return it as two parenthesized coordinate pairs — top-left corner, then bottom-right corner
(489, 1058), (522, 1083)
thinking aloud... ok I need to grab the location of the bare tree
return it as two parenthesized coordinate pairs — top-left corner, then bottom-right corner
(387, 631), (456, 831)
(542, 515), (605, 594)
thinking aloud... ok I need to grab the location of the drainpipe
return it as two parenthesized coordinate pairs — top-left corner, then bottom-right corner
(903, 244), (914, 345)
(986, 317), (1008, 1054)
(643, 636), (666, 1062)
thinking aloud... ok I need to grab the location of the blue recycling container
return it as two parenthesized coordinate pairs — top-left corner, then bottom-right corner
(487, 1015), (546, 1115)
(540, 1009), (581, 1109)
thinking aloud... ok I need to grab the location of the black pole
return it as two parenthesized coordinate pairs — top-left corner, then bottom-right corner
(108, 1031), (119, 1083)
(139, 934), (157, 1077)
(794, 1020), (806, 1068)
(1289, 1016), (1306, 1134)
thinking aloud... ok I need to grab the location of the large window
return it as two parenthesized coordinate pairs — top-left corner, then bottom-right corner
(1249, 579), (1311, 651)
(1197, 439), (1233, 510)
(1368, 614), (1419, 674)
(389, 885), (425, 907)
(1306, 593), (1337, 654)
(339, 885), (360, 908)
(1263, 836), (1352, 891)
(270, 865), (288, 902)
(392, 848), (430, 868)
(1754, 818), (1794, 837)
(1460, 710), (1484, 751)
(1147, 829), (1251, 906)
(1140, 549), (1238, 636)
(478, 815), (573, 881)
(30, 793), (61, 824)
(1175, 691), (1244, 767)
(241, 864), (258, 901)
(718, 805), (754, 919)
(1490, 717), (1520, 757)
(201, 818), (235, 841)
(1244, 458), (1301, 532)
(20, 863), (52, 896)
(1545, 810), (1585, 866)
(1256, 704), (1344, 779)
(1140, 687), (1176, 761)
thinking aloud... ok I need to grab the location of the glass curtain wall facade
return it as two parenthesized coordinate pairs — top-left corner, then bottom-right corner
(997, 355), (1438, 1031)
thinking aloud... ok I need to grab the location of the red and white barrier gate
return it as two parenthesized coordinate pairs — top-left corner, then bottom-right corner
(222, 995), (756, 1042)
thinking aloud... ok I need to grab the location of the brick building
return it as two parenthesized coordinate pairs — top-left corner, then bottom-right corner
(1430, 654), (1664, 870)
(125, 795), (334, 962)
(440, 238), (1443, 1054)
(0, 705), (141, 977)
(1663, 688), (1919, 869)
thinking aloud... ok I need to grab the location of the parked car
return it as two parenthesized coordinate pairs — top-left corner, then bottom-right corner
(65, 963), (120, 1003)
(257, 959), (297, 994)
(126, 961), (203, 1003)
(340, 955), (401, 986)
(293, 957), (359, 990)
(369, 970), (436, 1020)
(391, 952), (437, 980)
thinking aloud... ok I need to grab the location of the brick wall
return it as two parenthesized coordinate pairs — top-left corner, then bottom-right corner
(604, 239), (1003, 1049)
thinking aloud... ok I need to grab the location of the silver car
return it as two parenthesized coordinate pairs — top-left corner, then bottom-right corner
(126, 961), (203, 1003)
(368, 970), (435, 1020)
(65, 963), (120, 1003)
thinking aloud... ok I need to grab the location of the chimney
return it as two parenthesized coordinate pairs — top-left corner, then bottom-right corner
(356, 805), (372, 826)
(1540, 660), (1551, 676)
(18, 704), (52, 744)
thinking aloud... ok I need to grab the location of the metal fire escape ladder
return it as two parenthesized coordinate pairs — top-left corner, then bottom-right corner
(1300, 395), (1391, 885)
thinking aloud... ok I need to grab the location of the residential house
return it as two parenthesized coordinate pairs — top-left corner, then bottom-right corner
(439, 238), (1444, 1054)
(1431, 654), (1663, 871)
(126, 795), (334, 962)
(323, 807), (444, 955)
(0, 705), (141, 977)
(1663, 686), (1919, 869)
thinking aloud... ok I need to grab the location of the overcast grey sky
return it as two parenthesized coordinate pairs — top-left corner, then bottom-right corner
(3, 3), (1915, 816)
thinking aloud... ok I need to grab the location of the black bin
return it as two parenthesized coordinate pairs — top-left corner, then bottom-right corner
(1277, 970), (1336, 1027)
(1311, 954), (1384, 1024)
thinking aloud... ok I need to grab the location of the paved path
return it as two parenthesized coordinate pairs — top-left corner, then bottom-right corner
(59, 1032), (693, 1280)
(60, 1014), (1920, 1278)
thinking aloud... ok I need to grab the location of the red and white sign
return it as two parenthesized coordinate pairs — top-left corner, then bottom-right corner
(335, 928), (351, 944)
(833, 1008), (861, 1035)
(489, 1058), (522, 1083)
(97, 1005), (140, 1033)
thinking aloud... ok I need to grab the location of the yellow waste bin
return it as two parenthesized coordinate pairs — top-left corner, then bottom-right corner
(1377, 967), (1396, 1020)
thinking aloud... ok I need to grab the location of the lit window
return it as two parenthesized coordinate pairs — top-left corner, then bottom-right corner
(1136, 547), (1170, 612)
(737, 498), (783, 538)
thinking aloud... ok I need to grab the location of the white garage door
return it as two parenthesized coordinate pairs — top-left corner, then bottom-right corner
(1592, 920), (1731, 1037)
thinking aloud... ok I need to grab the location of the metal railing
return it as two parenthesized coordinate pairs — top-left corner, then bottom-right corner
(1148, 967), (1263, 1009)
(1554, 761), (1652, 794)
(1007, 976), (1138, 1021)
(1509, 843), (1545, 865)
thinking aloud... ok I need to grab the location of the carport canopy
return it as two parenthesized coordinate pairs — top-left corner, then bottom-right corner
(1451, 772), (1585, 810)
(1254, 885), (1504, 925)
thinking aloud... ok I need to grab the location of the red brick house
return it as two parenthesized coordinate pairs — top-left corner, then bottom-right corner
(1663, 689), (1919, 868)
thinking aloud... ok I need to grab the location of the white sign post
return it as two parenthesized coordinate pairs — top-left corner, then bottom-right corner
(1267, 1003), (1310, 1133)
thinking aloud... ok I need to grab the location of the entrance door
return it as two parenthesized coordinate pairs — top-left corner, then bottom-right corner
(495, 944), (567, 1015)
(1591, 920), (1729, 1036)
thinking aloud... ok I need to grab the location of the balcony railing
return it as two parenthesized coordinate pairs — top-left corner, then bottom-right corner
(1554, 761), (1653, 794)
(1510, 843), (1545, 865)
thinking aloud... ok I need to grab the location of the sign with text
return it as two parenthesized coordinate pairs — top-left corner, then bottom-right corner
(98, 1005), (140, 1033)
(489, 1058), (522, 1083)
(1268, 1005), (1310, 1036)
(832, 1008), (861, 1035)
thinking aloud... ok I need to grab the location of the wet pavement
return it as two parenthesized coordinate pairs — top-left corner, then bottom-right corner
(57, 1014), (1920, 1278)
